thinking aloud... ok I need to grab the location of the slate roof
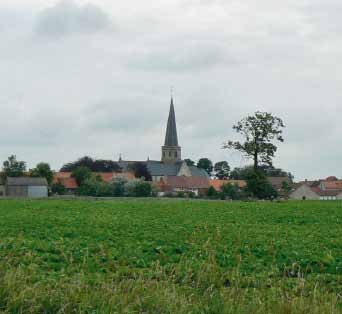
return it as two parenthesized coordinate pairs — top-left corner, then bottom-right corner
(189, 166), (210, 178)
(7, 177), (48, 186)
(164, 97), (179, 147)
(118, 160), (209, 178)
(118, 160), (141, 172)
(147, 160), (182, 176)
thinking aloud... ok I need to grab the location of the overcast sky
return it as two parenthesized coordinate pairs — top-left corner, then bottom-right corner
(0, 0), (341, 180)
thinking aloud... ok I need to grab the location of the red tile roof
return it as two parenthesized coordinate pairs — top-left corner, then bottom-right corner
(166, 176), (210, 189)
(53, 171), (135, 190)
(267, 177), (291, 190)
(322, 181), (342, 190)
(61, 177), (78, 189)
(209, 179), (246, 192)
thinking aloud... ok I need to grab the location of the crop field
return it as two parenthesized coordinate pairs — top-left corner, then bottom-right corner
(0, 199), (341, 314)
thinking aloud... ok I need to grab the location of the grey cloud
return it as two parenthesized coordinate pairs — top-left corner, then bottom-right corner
(84, 99), (164, 133)
(301, 0), (342, 38)
(34, 0), (113, 38)
(128, 41), (232, 72)
(1, 1), (342, 179)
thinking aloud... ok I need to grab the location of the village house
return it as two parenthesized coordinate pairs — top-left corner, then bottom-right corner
(53, 171), (135, 193)
(290, 177), (342, 200)
(6, 177), (48, 198)
(157, 176), (210, 197)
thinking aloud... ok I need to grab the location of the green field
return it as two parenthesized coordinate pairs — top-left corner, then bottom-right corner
(0, 199), (341, 313)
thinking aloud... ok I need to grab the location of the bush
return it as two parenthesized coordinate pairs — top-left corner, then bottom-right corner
(221, 183), (240, 200)
(111, 176), (127, 197)
(207, 186), (219, 199)
(177, 191), (185, 198)
(77, 177), (113, 197)
(245, 170), (278, 199)
(188, 191), (196, 198)
(124, 179), (152, 197)
(71, 166), (91, 186)
(51, 182), (66, 195)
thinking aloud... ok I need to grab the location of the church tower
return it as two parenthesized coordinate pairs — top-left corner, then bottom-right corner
(162, 97), (181, 163)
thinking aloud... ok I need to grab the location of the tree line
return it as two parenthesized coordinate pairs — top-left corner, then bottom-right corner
(0, 111), (290, 199)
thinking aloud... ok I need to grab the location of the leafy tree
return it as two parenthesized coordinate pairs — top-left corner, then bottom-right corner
(184, 159), (195, 166)
(281, 181), (293, 194)
(61, 156), (121, 172)
(2, 155), (26, 178)
(129, 162), (152, 181)
(244, 170), (278, 199)
(135, 181), (152, 197)
(207, 186), (219, 199)
(221, 183), (240, 200)
(30, 162), (54, 185)
(229, 166), (255, 180)
(51, 182), (66, 195)
(71, 166), (92, 186)
(230, 165), (293, 182)
(92, 159), (121, 172)
(197, 158), (213, 176)
(224, 112), (285, 170)
(214, 161), (230, 179)
(77, 177), (113, 197)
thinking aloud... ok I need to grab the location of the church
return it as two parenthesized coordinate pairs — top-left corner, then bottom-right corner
(118, 97), (209, 182)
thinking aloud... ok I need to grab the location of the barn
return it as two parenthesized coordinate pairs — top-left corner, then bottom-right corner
(6, 177), (48, 198)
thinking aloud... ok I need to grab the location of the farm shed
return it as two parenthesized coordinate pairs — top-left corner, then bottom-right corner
(6, 177), (48, 198)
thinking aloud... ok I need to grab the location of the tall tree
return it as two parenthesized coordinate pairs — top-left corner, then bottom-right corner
(229, 166), (255, 180)
(2, 155), (26, 178)
(71, 166), (92, 186)
(223, 112), (285, 170)
(214, 161), (230, 179)
(129, 162), (152, 181)
(197, 158), (213, 176)
(31, 162), (54, 185)
(184, 159), (195, 166)
(61, 156), (121, 172)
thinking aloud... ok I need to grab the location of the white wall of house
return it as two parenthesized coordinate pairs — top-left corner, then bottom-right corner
(177, 162), (192, 177)
(28, 186), (48, 198)
(289, 185), (319, 200)
(173, 187), (199, 196)
(319, 196), (337, 201)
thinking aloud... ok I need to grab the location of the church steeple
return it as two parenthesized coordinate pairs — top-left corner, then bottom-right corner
(164, 97), (179, 146)
(162, 96), (181, 163)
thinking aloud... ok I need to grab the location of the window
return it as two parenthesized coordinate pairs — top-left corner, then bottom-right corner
(169, 151), (171, 157)
(175, 152), (178, 158)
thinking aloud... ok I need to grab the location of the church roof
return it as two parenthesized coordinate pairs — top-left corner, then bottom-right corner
(188, 166), (210, 178)
(118, 160), (209, 178)
(164, 97), (179, 147)
(147, 160), (182, 176)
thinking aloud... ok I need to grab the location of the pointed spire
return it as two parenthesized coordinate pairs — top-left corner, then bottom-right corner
(164, 96), (179, 146)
